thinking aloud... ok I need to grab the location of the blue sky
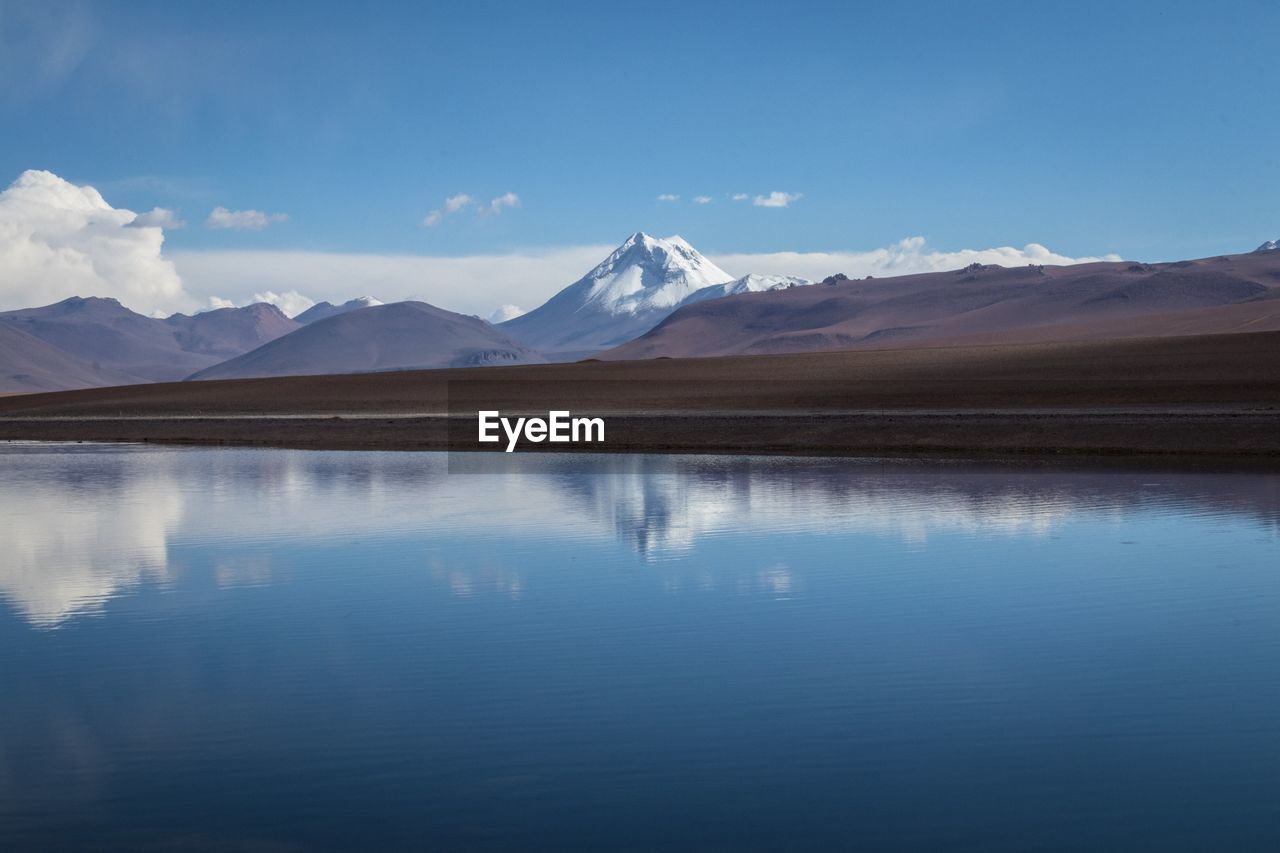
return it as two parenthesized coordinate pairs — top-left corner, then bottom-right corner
(0, 0), (1277, 315)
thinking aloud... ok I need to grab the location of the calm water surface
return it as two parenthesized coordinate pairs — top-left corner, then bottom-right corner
(1, 443), (1278, 851)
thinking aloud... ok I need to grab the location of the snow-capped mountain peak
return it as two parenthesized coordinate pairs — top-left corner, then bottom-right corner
(1256, 239), (1280, 253)
(578, 232), (735, 314)
(501, 232), (816, 355)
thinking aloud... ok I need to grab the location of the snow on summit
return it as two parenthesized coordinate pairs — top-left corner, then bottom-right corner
(683, 273), (812, 305)
(578, 232), (735, 314)
(499, 232), (813, 357)
(500, 232), (735, 354)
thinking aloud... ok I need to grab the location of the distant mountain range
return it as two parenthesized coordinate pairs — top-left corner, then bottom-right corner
(605, 252), (1280, 360)
(188, 301), (544, 381)
(0, 297), (298, 393)
(3, 233), (1280, 394)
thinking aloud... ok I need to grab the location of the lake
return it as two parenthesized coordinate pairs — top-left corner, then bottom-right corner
(1, 443), (1278, 851)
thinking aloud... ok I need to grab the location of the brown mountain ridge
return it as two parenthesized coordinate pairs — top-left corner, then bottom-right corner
(604, 251), (1280, 360)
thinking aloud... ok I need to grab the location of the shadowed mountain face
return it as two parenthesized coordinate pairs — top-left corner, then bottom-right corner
(1, 297), (209, 382)
(604, 252), (1280, 360)
(186, 300), (547, 381)
(0, 297), (301, 389)
(165, 303), (300, 360)
(0, 323), (139, 394)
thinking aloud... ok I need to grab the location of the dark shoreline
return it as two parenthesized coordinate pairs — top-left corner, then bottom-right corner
(3, 410), (1280, 466)
(3, 331), (1279, 463)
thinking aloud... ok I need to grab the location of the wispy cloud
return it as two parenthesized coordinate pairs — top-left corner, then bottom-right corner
(95, 174), (217, 201)
(206, 206), (288, 230)
(424, 192), (518, 225)
(660, 192), (798, 207)
(423, 193), (474, 226)
(130, 207), (186, 230)
(444, 193), (475, 213)
(753, 191), (802, 208)
(0, 3), (95, 105)
(486, 192), (520, 214)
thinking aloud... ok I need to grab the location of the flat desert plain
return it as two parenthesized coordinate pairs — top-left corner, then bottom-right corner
(1, 331), (1278, 459)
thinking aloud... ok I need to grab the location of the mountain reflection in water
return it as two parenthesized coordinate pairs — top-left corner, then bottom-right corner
(1, 444), (1277, 626)
(1, 444), (1278, 851)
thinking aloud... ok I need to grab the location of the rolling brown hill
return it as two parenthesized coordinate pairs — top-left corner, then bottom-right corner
(0, 323), (139, 394)
(187, 300), (546, 381)
(604, 251), (1280, 360)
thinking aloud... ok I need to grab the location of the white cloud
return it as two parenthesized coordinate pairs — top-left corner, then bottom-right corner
(656, 194), (679, 202)
(731, 193), (750, 201)
(0, 169), (193, 314)
(423, 192), (486, 226)
(130, 206), (186, 229)
(487, 192), (520, 214)
(444, 193), (475, 213)
(206, 206), (288, 230)
(424, 192), (518, 226)
(488, 304), (525, 323)
(693, 196), (713, 205)
(172, 245), (613, 321)
(753, 191), (802, 208)
(201, 290), (316, 317)
(710, 236), (1122, 282)
(251, 290), (315, 317)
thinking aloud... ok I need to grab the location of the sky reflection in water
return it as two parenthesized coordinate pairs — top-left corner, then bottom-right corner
(0, 444), (1277, 851)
